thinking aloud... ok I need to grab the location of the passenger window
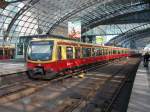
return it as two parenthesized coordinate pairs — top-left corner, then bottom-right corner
(66, 47), (73, 59)
(95, 48), (102, 56)
(57, 46), (62, 60)
(105, 49), (107, 55)
(0, 50), (3, 56)
(92, 48), (96, 56)
(98, 48), (102, 56)
(75, 47), (80, 58)
(95, 48), (99, 56)
(82, 48), (91, 57)
(87, 48), (91, 57)
(5, 50), (8, 56)
(113, 50), (116, 54)
(103, 49), (106, 55)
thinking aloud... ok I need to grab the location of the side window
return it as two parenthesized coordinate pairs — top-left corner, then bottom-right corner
(87, 48), (91, 57)
(57, 46), (62, 60)
(82, 48), (91, 57)
(5, 49), (8, 56)
(95, 48), (102, 56)
(82, 48), (87, 57)
(75, 47), (80, 58)
(99, 48), (102, 55)
(105, 49), (108, 55)
(66, 47), (73, 59)
(0, 50), (3, 56)
(92, 48), (96, 56)
(103, 49), (105, 55)
(113, 50), (116, 54)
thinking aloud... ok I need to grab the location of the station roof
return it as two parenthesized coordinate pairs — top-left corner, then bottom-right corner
(0, 0), (150, 48)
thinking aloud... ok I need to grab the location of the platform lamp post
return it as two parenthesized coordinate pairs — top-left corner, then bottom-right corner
(36, 8), (43, 37)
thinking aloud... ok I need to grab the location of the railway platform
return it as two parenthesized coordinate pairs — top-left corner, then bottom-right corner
(127, 61), (150, 112)
(0, 60), (26, 76)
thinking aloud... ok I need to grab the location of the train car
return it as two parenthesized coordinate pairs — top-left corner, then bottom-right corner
(26, 37), (129, 80)
(0, 46), (15, 60)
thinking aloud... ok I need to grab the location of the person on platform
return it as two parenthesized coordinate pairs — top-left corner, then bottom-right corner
(143, 52), (150, 67)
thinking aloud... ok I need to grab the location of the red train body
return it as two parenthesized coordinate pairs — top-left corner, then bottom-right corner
(26, 37), (130, 79)
(0, 46), (15, 60)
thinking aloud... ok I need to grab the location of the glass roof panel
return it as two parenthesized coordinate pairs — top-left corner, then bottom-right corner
(0, 0), (149, 44)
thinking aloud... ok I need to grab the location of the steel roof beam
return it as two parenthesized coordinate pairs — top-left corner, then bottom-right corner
(90, 9), (150, 25)
(109, 27), (150, 45)
(6, 0), (40, 37)
(47, 0), (114, 34)
(82, 2), (149, 33)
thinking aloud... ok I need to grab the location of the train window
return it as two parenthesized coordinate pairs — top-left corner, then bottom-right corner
(66, 47), (73, 59)
(123, 50), (125, 53)
(106, 49), (108, 55)
(57, 46), (62, 60)
(75, 47), (80, 58)
(92, 48), (96, 56)
(0, 50), (3, 56)
(94, 48), (100, 56)
(99, 48), (102, 55)
(110, 49), (112, 55)
(5, 50), (8, 56)
(103, 48), (106, 55)
(82, 48), (91, 57)
(113, 50), (116, 54)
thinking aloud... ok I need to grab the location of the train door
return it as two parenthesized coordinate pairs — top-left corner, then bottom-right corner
(66, 46), (74, 59)
(75, 47), (81, 58)
(57, 46), (62, 60)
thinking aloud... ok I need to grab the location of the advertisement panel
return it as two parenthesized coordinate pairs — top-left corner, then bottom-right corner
(68, 21), (81, 39)
(96, 36), (105, 44)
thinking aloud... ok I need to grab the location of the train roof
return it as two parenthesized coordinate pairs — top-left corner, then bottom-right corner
(0, 45), (15, 48)
(30, 36), (129, 50)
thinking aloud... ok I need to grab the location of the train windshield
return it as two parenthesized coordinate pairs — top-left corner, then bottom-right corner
(28, 41), (54, 61)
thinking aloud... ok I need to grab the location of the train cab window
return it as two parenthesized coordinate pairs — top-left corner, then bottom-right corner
(75, 47), (80, 58)
(66, 47), (73, 59)
(82, 48), (91, 57)
(57, 46), (62, 60)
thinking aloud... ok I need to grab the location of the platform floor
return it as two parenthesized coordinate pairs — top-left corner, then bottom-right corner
(127, 61), (150, 112)
(0, 61), (26, 76)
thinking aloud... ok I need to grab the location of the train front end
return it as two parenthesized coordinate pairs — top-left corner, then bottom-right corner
(26, 39), (57, 80)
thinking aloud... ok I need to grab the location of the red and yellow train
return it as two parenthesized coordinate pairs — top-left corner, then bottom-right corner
(0, 46), (15, 60)
(26, 37), (130, 79)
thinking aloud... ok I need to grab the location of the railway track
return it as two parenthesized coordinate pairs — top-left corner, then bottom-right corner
(45, 58), (140, 112)
(0, 58), (140, 112)
(0, 58), (122, 103)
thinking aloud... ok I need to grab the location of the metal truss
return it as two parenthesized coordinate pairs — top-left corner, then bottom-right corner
(6, 0), (40, 37)
(82, 2), (149, 33)
(47, 0), (111, 34)
(108, 23), (150, 47)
